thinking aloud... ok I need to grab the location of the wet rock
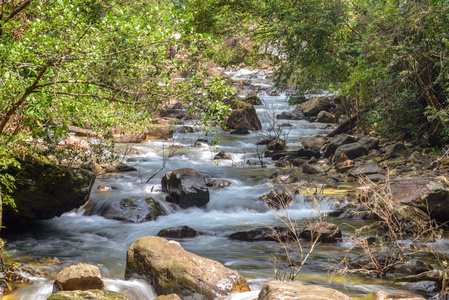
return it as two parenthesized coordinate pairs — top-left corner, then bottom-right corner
(271, 151), (299, 161)
(3, 157), (95, 228)
(258, 281), (351, 300)
(333, 142), (369, 162)
(101, 197), (165, 223)
(225, 102), (262, 131)
(267, 138), (288, 151)
(228, 227), (292, 242)
(348, 163), (380, 177)
(291, 157), (307, 167)
(302, 163), (322, 174)
(390, 178), (449, 223)
(230, 127), (250, 135)
(157, 226), (205, 238)
(206, 179), (232, 188)
(403, 281), (438, 293)
(299, 97), (334, 117)
(270, 172), (300, 184)
(297, 147), (321, 159)
(392, 259), (433, 275)
(158, 109), (187, 119)
(276, 110), (305, 120)
(333, 203), (371, 220)
(214, 151), (233, 160)
(316, 110), (335, 123)
(53, 263), (104, 292)
(47, 290), (131, 300)
(244, 93), (262, 105)
(274, 158), (292, 168)
(154, 295), (181, 300)
(351, 249), (403, 271)
(323, 134), (357, 158)
(161, 168), (210, 209)
(147, 118), (176, 140)
(383, 143), (407, 159)
(125, 236), (250, 299)
(299, 222), (342, 243)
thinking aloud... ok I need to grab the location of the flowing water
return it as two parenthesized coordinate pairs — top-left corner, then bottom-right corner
(3, 70), (432, 299)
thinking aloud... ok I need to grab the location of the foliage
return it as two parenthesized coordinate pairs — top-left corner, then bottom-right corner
(0, 0), (233, 213)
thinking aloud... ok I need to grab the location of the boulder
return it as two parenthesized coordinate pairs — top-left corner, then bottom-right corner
(299, 97), (334, 117)
(224, 102), (262, 131)
(258, 281), (351, 300)
(147, 118), (177, 140)
(299, 222), (342, 243)
(53, 263), (104, 292)
(125, 236), (250, 299)
(297, 147), (321, 159)
(348, 163), (380, 177)
(302, 137), (327, 152)
(276, 110), (305, 120)
(206, 179), (232, 188)
(334, 154), (355, 173)
(271, 151), (299, 161)
(333, 142), (369, 162)
(303, 161), (330, 174)
(390, 178), (449, 223)
(161, 168), (210, 209)
(383, 143), (407, 159)
(261, 188), (295, 208)
(323, 134), (357, 158)
(358, 136), (380, 150)
(228, 227), (292, 242)
(3, 157), (95, 228)
(316, 111), (335, 123)
(88, 161), (136, 174)
(157, 226), (205, 238)
(214, 151), (233, 160)
(267, 138), (288, 151)
(100, 197), (165, 223)
(47, 290), (131, 300)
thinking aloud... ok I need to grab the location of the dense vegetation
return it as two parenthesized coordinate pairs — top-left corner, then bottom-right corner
(1, 0), (449, 222)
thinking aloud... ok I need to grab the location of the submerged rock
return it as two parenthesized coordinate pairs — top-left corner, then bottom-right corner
(161, 168), (210, 208)
(125, 236), (250, 299)
(258, 281), (351, 300)
(53, 263), (104, 292)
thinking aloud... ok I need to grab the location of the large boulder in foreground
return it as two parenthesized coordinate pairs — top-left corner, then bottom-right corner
(161, 168), (211, 208)
(390, 178), (449, 223)
(53, 263), (104, 292)
(47, 290), (131, 300)
(3, 157), (95, 228)
(125, 236), (250, 299)
(258, 281), (351, 300)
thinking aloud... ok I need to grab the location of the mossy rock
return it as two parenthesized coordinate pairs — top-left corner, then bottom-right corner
(3, 156), (95, 229)
(101, 197), (166, 223)
(47, 290), (131, 300)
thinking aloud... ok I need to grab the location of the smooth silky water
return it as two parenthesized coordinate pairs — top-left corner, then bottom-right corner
(2, 70), (431, 299)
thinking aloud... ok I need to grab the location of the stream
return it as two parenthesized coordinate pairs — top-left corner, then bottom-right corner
(3, 69), (432, 299)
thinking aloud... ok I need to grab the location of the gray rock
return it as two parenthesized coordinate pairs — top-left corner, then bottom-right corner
(276, 110), (305, 120)
(348, 163), (380, 177)
(101, 197), (165, 223)
(403, 281), (438, 293)
(333, 142), (369, 162)
(157, 226), (205, 238)
(300, 222), (342, 243)
(258, 281), (351, 300)
(299, 97), (334, 117)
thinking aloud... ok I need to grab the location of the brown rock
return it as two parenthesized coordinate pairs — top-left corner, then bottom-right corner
(125, 236), (250, 299)
(154, 295), (182, 300)
(224, 102), (262, 131)
(299, 97), (334, 117)
(258, 281), (351, 300)
(53, 263), (104, 292)
(299, 222), (342, 243)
